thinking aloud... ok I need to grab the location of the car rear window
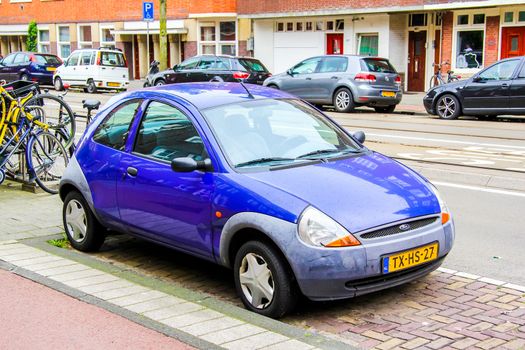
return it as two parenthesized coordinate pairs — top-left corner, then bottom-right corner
(101, 52), (126, 67)
(237, 59), (269, 73)
(35, 54), (62, 65)
(361, 58), (396, 73)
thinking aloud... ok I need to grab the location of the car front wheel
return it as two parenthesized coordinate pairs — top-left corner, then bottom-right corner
(436, 94), (461, 120)
(333, 88), (355, 113)
(63, 191), (105, 252)
(234, 240), (297, 318)
(54, 77), (64, 91)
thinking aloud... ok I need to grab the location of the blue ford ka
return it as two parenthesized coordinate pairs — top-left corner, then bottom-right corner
(59, 83), (454, 318)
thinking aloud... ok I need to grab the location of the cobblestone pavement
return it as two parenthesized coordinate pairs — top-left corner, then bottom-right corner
(1, 185), (525, 349)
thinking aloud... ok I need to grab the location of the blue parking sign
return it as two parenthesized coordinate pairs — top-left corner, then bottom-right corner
(143, 1), (154, 22)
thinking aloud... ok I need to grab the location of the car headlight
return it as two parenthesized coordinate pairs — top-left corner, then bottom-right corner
(298, 206), (361, 248)
(429, 183), (451, 225)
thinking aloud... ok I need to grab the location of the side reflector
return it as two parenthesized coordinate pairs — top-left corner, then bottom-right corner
(441, 212), (450, 225)
(325, 235), (361, 247)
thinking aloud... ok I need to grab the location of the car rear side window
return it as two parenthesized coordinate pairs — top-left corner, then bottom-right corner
(361, 58), (396, 73)
(318, 57), (348, 73)
(134, 101), (207, 162)
(93, 99), (142, 150)
(35, 55), (61, 65)
(100, 52), (125, 67)
(237, 59), (268, 73)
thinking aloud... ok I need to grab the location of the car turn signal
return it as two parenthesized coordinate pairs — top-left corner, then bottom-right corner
(324, 235), (361, 247)
(441, 212), (450, 225)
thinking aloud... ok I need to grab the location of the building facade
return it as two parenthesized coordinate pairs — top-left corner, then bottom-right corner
(2, 0), (525, 91)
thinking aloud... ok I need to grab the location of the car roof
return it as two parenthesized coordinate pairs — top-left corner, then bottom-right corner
(131, 82), (295, 110)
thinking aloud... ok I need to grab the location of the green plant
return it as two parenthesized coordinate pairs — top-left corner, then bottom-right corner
(27, 21), (38, 52)
(48, 235), (70, 249)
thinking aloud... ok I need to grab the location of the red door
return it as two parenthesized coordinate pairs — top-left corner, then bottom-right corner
(326, 34), (344, 55)
(407, 31), (427, 92)
(501, 27), (525, 58)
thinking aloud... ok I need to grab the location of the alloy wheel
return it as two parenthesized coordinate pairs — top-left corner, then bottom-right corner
(335, 90), (350, 110)
(239, 253), (275, 309)
(65, 199), (87, 242)
(437, 96), (456, 119)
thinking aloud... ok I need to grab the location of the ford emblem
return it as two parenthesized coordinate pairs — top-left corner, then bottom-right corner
(399, 223), (411, 231)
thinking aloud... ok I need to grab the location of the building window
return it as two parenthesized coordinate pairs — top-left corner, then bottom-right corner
(57, 25), (71, 59)
(410, 14), (427, 27)
(286, 22), (293, 31)
(38, 29), (50, 53)
(456, 30), (483, 69)
(358, 34), (379, 56)
(457, 15), (469, 25)
(435, 13), (443, 26)
(315, 21), (323, 31)
(504, 12), (514, 23)
(305, 22), (313, 31)
(326, 21), (334, 31)
(335, 19), (344, 31)
(199, 21), (236, 56)
(519, 11), (525, 22)
(100, 27), (115, 48)
(296, 22), (303, 31)
(78, 25), (92, 49)
(473, 14), (485, 25)
(276, 23), (284, 32)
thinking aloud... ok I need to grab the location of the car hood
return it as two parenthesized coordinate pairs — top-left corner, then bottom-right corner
(427, 79), (469, 95)
(245, 152), (440, 233)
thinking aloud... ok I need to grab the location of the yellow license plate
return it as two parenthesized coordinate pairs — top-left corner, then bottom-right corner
(381, 91), (396, 97)
(107, 82), (120, 87)
(46, 67), (56, 72)
(382, 243), (438, 273)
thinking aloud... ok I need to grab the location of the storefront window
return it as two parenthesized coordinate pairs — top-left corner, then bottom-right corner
(456, 31), (483, 69)
(358, 34), (378, 56)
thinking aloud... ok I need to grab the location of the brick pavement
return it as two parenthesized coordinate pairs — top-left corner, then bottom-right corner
(1, 184), (525, 349)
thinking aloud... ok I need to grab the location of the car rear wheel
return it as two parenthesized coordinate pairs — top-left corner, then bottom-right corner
(54, 77), (64, 91)
(86, 80), (97, 94)
(436, 94), (461, 120)
(154, 79), (165, 86)
(234, 240), (297, 318)
(20, 74), (29, 81)
(374, 105), (396, 113)
(63, 191), (105, 252)
(333, 88), (355, 113)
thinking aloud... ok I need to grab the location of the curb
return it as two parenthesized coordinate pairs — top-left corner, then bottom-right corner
(436, 267), (525, 293)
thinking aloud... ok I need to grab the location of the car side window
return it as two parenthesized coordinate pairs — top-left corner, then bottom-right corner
(197, 57), (216, 70)
(2, 54), (16, 65)
(80, 52), (93, 66)
(318, 57), (348, 73)
(518, 63), (525, 79)
(177, 57), (199, 71)
(134, 101), (207, 162)
(67, 53), (80, 67)
(478, 60), (520, 81)
(13, 54), (27, 64)
(93, 99), (142, 150)
(292, 58), (321, 75)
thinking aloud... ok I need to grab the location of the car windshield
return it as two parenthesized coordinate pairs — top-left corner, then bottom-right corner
(201, 99), (363, 169)
(361, 58), (396, 73)
(35, 54), (61, 65)
(237, 59), (268, 73)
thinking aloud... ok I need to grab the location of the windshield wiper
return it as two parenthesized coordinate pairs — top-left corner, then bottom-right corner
(235, 157), (297, 168)
(296, 148), (362, 160)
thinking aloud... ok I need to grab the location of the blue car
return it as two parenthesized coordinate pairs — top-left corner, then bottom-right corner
(0, 51), (62, 85)
(59, 83), (454, 318)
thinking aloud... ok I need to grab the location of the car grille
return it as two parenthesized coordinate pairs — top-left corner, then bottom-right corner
(359, 217), (438, 239)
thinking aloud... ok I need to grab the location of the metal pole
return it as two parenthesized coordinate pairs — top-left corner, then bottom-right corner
(159, 0), (168, 71)
(146, 21), (150, 71)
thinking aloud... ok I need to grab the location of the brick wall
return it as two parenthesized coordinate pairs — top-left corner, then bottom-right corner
(183, 41), (197, 60)
(484, 16), (500, 66)
(238, 41), (252, 57)
(440, 11), (453, 74)
(0, 0), (236, 25)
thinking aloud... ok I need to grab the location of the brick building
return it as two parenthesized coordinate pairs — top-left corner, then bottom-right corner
(2, 0), (525, 91)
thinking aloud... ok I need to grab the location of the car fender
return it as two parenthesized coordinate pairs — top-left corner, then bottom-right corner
(332, 80), (359, 103)
(59, 155), (98, 218)
(218, 212), (297, 268)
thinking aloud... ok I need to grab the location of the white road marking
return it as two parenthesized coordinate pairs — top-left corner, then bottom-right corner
(368, 132), (525, 150)
(433, 181), (525, 198)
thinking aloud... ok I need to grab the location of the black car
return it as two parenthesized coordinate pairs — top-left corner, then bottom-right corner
(424, 56), (525, 119)
(0, 51), (62, 85)
(145, 55), (271, 86)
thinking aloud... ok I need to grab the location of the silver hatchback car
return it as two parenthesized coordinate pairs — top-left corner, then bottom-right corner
(263, 55), (402, 113)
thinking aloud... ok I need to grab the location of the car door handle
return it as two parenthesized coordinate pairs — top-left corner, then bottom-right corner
(305, 77), (312, 80)
(331, 76), (339, 79)
(501, 83), (509, 88)
(126, 167), (138, 176)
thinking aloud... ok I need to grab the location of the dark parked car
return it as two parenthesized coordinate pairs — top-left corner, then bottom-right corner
(0, 51), (62, 85)
(263, 55), (402, 113)
(424, 56), (525, 119)
(145, 55), (271, 86)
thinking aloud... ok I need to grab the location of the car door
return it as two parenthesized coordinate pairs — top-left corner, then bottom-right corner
(279, 57), (322, 99)
(78, 98), (144, 228)
(311, 56), (349, 102)
(461, 59), (521, 112)
(61, 52), (81, 86)
(116, 99), (214, 258)
(193, 56), (216, 82)
(168, 57), (200, 83)
(14, 53), (31, 79)
(0, 53), (17, 81)
(509, 59), (525, 112)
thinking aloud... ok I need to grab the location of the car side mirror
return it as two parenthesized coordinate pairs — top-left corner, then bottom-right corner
(173, 64), (179, 71)
(171, 157), (212, 172)
(287, 69), (294, 76)
(353, 131), (366, 144)
(472, 76), (482, 83)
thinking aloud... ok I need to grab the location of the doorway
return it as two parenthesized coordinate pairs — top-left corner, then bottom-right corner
(326, 34), (344, 55)
(408, 31), (427, 92)
(501, 27), (525, 58)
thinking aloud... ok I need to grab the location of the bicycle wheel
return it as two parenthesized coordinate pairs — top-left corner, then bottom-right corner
(23, 93), (76, 151)
(26, 131), (69, 194)
(429, 76), (440, 89)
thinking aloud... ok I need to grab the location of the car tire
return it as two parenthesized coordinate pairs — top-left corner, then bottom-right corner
(333, 88), (355, 113)
(209, 76), (224, 82)
(63, 191), (105, 252)
(234, 240), (297, 318)
(86, 80), (97, 94)
(143, 82), (150, 87)
(374, 105), (396, 113)
(154, 79), (165, 86)
(436, 94), (461, 120)
(20, 74), (29, 81)
(54, 77), (64, 91)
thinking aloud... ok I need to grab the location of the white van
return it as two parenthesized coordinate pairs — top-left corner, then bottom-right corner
(54, 48), (129, 93)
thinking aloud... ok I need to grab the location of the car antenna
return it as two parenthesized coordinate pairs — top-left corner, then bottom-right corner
(218, 55), (254, 99)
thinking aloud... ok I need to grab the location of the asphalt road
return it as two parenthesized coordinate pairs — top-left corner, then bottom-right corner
(53, 85), (525, 286)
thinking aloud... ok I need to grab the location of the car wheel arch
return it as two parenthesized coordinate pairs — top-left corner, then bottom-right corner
(333, 84), (357, 103)
(433, 91), (464, 114)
